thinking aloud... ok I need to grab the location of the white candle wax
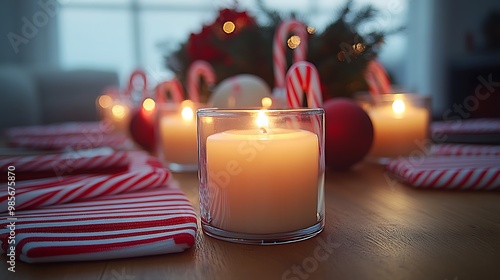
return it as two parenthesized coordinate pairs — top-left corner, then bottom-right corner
(109, 103), (131, 135)
(206, 128), (319, 234)
(368, 99), (429, 158)
(159, 106), (197, 165)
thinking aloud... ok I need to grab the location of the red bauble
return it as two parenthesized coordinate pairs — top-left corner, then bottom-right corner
(324, 98), (374, 170)
(129, 107), (156, 152)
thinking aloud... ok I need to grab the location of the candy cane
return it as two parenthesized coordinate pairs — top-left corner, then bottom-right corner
(126, 68), (148, 96)
(286, 61), (322, 109)
(273, 19), (308, 91)
(364, 59), (392, 94)
(286, 61), (325, 174)
(187, 60), (216, 103)
(155, 79), (185, 104)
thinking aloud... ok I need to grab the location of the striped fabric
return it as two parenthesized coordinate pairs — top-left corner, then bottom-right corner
(431, 118), (500, 135)
(0, 151), (171, 211)
(4, 121), (130, 150)
(0, 188), (197, 263)
(0, 147), (130, 175)
(430, 144), (500, 156)
(386, 156), (500, 190)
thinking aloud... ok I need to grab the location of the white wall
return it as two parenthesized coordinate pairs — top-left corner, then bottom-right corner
(405, 0), (500, 117)
(0, 0), (59, 66)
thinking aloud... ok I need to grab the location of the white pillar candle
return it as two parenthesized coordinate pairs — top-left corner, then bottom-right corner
(206, 112), (319, 234)
(368, 98), (429, 158)
(109, 103), (131, 135)
(159, 102), (197, 166)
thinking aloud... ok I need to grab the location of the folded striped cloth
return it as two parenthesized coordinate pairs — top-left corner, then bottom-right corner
(0, 187), (197, 263)
(431, 118), (500, 135)
(386, 156), (500, 190)
(4, 122), (131, 150)
(0, 147), (131, 181)
(0, 151), (171, 211)
(430, 144), (500, 156)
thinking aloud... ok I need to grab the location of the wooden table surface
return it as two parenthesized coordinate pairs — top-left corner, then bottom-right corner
(2, 162), (499, 280)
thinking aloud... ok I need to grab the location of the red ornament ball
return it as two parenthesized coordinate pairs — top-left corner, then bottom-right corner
(129, 98), (156, 152)
(324, 98), (373, 170)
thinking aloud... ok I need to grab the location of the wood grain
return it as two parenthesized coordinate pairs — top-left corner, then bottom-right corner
(1, 162), (499, 280)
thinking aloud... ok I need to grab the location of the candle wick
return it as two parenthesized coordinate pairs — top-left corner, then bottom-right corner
(260, 127), (267, 134)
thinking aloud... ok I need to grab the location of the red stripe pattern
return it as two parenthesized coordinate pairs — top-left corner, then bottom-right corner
(286, 61), (322, 109)
(0, 147), (130, 174)
(273, 19), (308, 90)
(431, 118), (500, 135)
(156, 79), (185, 104)
(386, 156), (500, 190)
(0, 152), (171, 210)
(187, 60), (216, 103)
(431, 144), (500, 156)
(0, 188), (197, 263)
(364, 59), (392, 94)
(5, 122), (130, 150)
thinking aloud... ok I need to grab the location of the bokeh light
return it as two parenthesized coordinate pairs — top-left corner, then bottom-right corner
(223, 21), (236, 34)
(142, 98), (156, 112)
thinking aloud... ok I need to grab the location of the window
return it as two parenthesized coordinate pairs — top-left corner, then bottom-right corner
(58, 0), (407, 84)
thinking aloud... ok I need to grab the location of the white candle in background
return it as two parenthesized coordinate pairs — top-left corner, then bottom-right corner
(367, 97), (429, 158)
(110, 103), (131, 134)
(159, 101), (198, 166)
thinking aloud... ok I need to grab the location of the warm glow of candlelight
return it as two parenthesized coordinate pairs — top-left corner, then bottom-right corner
(111, 104), (126, 119)
(142, 98), (156, 112)
(392, 99), (406, 114)
(256, 110), (269, 133)
(98, 95), (112, 109)
(223, 21), (236, 34)
(261, 97), (272, 108)
(182, 106), (194, 121)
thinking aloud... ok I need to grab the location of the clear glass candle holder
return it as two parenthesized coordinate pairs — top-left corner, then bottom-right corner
(355, 93), (431, 163)
(197, 108), (325, 245)
(156, 100), (202, 172)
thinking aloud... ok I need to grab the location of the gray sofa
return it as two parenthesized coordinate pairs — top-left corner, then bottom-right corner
(0, 65), (119, 132)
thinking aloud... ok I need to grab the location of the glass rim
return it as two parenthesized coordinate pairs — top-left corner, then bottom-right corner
(196, 107), (324, 117)
(354, 92), (430, 102)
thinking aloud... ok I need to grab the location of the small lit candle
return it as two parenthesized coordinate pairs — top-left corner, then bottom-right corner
(159, 101), (198, 167)
(205, 111), (319, 234)
(109, 102), (131, 134)
(367, 95), (429, 158)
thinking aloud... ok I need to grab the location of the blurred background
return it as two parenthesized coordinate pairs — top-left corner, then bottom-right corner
(1, 0), (499, 131)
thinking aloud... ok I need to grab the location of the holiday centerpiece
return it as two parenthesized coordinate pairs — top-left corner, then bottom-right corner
(164, 0), (399, 102)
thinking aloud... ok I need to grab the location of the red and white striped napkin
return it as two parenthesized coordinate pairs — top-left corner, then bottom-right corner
(431, 118), (500, 135)
(430, 144), (500, 156)
(0, 147), (130, 180)
(4, 121), (131, 150)
(0, 151), (171, 211)
(0, 187), (197, 263)
(386, 156), (500, 190)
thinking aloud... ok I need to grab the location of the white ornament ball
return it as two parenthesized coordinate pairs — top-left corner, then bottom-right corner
(209, 74), (272, 108)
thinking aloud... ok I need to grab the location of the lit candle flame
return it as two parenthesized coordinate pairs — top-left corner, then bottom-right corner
(111, 104), (126, 120)
(181, 101), (194, 121)
(223, 21), (235, 34)
(261, 97), (272, 108)
(98, 95), (112, 109)
(392, 99), (406, 114)
(256, 110), (269, 133)
(142, 98), (156, 112)
(287, 35), (301, 49)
